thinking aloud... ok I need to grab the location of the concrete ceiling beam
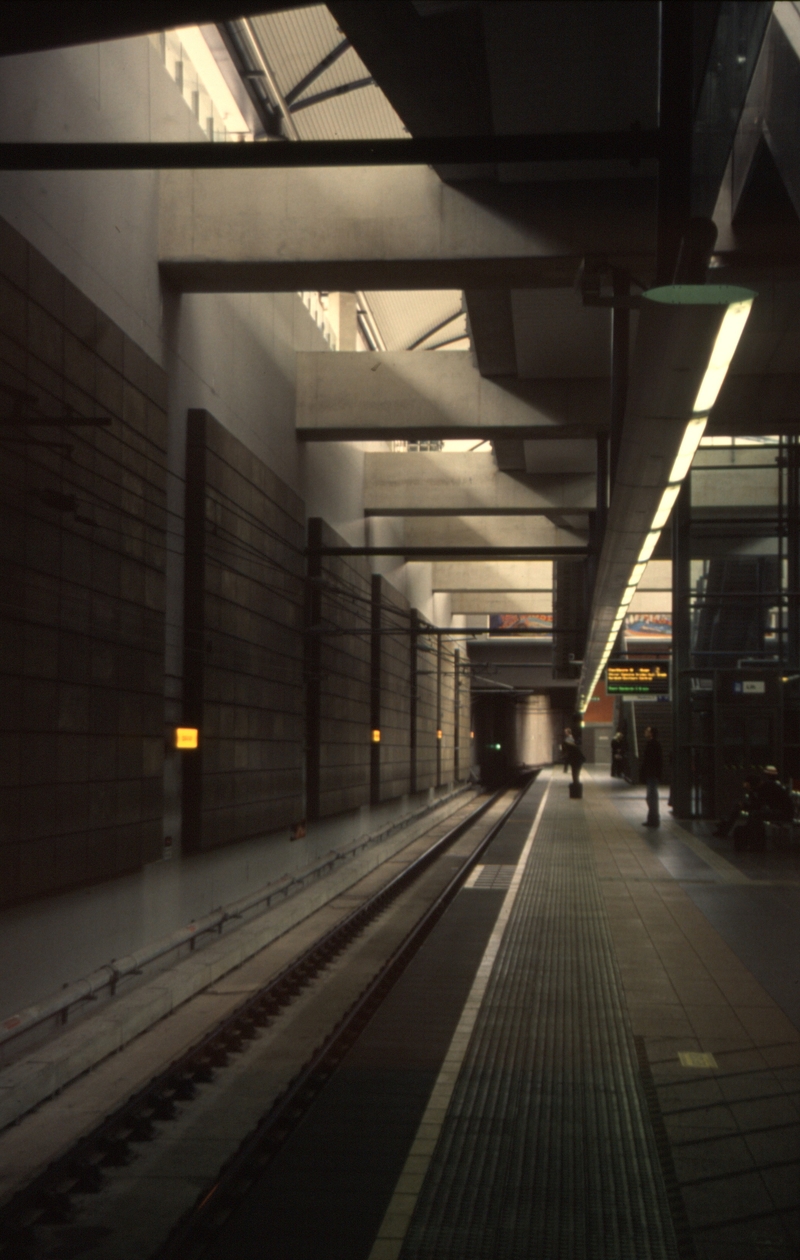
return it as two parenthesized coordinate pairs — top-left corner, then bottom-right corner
(492, 439), (526, 471)
(376, 515), (587, 551)
(429, 560), (552, 592)
(450, 592), (552, 615)
(159, 165), (655, 292)
(364, 453), (595, 516)
(296, 351), (607, 439)
(464, 290), (518, 376)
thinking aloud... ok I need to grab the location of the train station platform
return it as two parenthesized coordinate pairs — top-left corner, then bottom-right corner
(208, 768), (800, 1260)
(3, 766), (796, 1260)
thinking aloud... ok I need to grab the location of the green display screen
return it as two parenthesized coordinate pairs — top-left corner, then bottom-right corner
(606, 660), (670, 695)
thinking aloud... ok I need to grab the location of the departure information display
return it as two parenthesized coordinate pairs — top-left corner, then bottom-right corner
(606, 660), (670, 695)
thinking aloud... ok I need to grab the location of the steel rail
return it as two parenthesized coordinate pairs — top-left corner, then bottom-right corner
(0, 782), (526, 1254)
(157, 778), (534, 1259)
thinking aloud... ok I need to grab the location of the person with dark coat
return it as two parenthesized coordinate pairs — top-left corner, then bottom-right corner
(714, 775), (759, 838)
(757, 767), (793, 823)
(715, 767), (793, 848)
(561, 727), (586, 786)
(610, 729), (627, 778)
(640, 726), (663, 827)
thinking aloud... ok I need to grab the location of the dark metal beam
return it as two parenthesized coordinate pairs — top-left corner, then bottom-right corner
(0, 131), (661, 170)
(656, 2), (694, 284)
(289, 78), (375, 113)
(307, 626), (556, 636)
(285, 37), (351, 106)
(609, 268), (629, 491)
(313, 546), (587, 559)
(407, 310), (464, 351)
(423, 333), (470, 352)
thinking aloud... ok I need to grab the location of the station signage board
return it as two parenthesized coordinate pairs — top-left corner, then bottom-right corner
(606, 660), (670, 695)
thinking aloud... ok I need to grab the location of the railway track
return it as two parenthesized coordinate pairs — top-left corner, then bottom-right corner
(0, 777), (533, 1260)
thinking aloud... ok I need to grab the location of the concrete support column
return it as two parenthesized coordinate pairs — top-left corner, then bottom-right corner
(436, 637), (443, 788)
(672, 481), (693, 817)
(329, 292), (357, 351)
(409, 609), (419, 794)
(787, 435), (800, 670)
(453, 648), (461, 783)
(181, 410), (208, 854)
(516, 695), (553, 766)
(370, 574), (382, 806)
(305, 518), (323, 822)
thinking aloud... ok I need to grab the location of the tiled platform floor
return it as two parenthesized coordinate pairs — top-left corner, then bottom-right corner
(584, 769), (800, 1260)
(371, 769), (799, 1260)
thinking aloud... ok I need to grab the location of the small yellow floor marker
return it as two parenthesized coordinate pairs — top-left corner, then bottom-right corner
(678, 1051), (718, 1069)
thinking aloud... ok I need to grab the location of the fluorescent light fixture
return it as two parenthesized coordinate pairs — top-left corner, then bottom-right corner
(638, 532), (660, 563)
(579, 287), (754, 716)
(651, 482), (682, 532)
(692, 298), (754, 415)
(668, 416), (708, 484)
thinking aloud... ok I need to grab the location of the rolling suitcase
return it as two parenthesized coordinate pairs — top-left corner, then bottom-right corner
(569, 781), (583, 799)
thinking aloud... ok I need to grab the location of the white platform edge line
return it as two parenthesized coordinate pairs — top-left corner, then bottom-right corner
(367, 769), (553, 1260)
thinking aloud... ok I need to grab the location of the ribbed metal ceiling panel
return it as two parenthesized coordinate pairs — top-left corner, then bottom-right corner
(245, 5), (468, 353)
(248, 7), (406, 140)
(365, 291), (467, 352)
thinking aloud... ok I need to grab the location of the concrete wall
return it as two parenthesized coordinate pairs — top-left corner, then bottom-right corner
(183, 410), (305, 852)
(313, 519), (373, 818)
(0, 220), (167, 907)
(438, 639), (457, 785)
(416, 625), (440, 793)
(0, 35), (382, 1005)
(375, 578), (412, 803)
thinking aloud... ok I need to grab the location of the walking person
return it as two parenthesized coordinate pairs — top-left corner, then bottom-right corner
(640, 725), (662, 828)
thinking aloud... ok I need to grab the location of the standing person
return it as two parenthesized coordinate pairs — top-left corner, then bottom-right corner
(640, 725), (663, 828)
(561, 727), (585, 787)
(610, 729), (626, 778)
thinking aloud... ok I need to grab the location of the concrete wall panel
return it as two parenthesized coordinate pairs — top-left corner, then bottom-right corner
(182, 410), (304, 852)
(375, 578), (412, 803)
(311, 519), (372, 819)
(0, 218), (167, 907)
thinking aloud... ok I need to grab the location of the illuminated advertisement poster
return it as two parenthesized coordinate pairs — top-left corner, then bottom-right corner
(489, 613), (553, 633)
(624, 613), (672, 638)
(606, 660), (670, 695)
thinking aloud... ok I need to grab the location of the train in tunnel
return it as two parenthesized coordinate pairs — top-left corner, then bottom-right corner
(472, 693), (573, 787)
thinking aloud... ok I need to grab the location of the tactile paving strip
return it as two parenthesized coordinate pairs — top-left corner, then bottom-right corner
(400, 786), (681, 1259)
(464, 865), (516, 890)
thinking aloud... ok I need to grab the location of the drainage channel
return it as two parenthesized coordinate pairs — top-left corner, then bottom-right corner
(0, 780), (531, 1260)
